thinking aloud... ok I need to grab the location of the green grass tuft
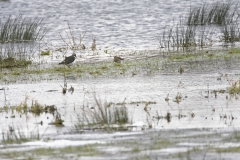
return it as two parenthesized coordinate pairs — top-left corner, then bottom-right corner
(40, 50), (50, 56)
(2, 126), (40, 144)
(228, 48), (240, 54)
(0, 57), (31, 68)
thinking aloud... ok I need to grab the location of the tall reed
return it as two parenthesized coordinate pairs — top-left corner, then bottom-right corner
(2, 126), (40, 144)
(187, 2), (238, 26)
(221, 23), (240, 43)
(75, 94), (129, 130)
(158, 23), (211, 50)
(0, 15), (47, 66)
(0, 15), (47, 43)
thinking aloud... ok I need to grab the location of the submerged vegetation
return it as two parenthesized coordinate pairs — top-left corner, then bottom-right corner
(1, 96), (57, 115)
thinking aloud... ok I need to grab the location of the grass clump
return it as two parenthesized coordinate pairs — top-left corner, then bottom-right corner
(29, 100), (57, 116)
(221, 24), (240, 43)
(5, 97), (57, 116)
(0, 15), (47, 67)
(159, 2), (238, 50)
(1, 126), (40, 144)
(40, 50), (50, 56)
(49, 112), (64, 126)
(228, 48), (240, 54)
(158, 24), (211, 50)
(0, 57), (31, 68)
(89, 94), (129, 125)
(110, 106), (129, 124)
(158, 24), (195, 49)
(75, 93), (129, 130)
(0, 15), (47, 43)
(227, 80), (240, 94)
(0, 41), (35, 68)
(187, 2), (238, 25)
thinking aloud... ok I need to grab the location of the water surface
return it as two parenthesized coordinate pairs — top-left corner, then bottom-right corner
(1, 0), (238, 50)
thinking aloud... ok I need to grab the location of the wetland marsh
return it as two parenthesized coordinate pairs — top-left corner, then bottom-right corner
(1, 0), (240, 159)
(1, 49), (240, 159)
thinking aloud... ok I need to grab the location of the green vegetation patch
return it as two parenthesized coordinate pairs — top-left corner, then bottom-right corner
(0, 57), (31, 68)
(75, 104), (129, 130)
(1, 49), (240, 83)
(216, 146), (240, 153)
(228, 48), (240, 54)
(3, 99), (57, 115)
(40, 50), (50, 56)
(228, 86), (240, 94)
(227, 80), (240, 94)
(168, 52), (199, 61)
(149, 139), (174, 150)
(0, 144), (100, 159)
(2, 127), (40, 144)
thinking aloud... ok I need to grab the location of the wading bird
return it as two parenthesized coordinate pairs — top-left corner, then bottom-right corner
(59, 53), (76, 67)
(113, 56), (124, 63)
(91, 38), (96, 51)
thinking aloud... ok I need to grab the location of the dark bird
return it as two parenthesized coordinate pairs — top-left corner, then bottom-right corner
(59, 53), (76, 67)
(113, 56), (124, 63)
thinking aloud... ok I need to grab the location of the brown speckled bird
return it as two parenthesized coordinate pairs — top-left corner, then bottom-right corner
(113, 56), (124, 63)
(91, 39), (96, 51)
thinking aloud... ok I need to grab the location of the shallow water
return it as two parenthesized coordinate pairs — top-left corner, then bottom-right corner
(1, 127), (240, 160)
(1, 61), (240, 137)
